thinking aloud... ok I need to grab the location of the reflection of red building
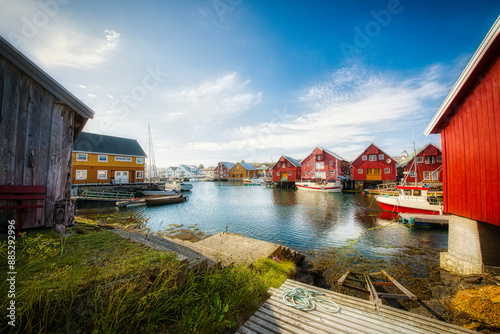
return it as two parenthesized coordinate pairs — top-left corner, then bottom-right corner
(351, 143), (397, 181)
(213, 162), (234, 180)
(300, 147), (349, 181)
(397, 143), (442, 184)
(271, 156), (301, 182)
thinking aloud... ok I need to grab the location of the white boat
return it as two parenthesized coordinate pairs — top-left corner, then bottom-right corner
(243, 179), (261, 186)
(295, 180), (342, 192)
(140, 189), (178, 197)
(375, 186), (443, 215)
(180, 183), (193, 191)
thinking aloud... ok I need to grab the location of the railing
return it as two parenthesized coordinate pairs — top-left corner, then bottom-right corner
(79, 189), (134, 200)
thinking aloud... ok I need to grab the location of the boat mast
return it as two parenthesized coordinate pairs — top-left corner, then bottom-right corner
(147, 124), (157, 181)
(413, 135), (417, 187)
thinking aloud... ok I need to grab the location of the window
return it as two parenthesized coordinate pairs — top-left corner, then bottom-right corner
(431, 171), (439, 181)
(136, 171), (144, 179)
(369, 154), (377, 161)
(423, 171), (431, 180)
(287, 163), (290, 167)
(437, 156), (442, 163)
(416, 157), (423, 163)
(76, 170), (87, 180)
(288, 171), (292, 176)
(362, 155), (367, 161)
(379, 154), (384, 160)
(307, 162), (310, 167)
(97, 170), (107, 179)
(98, 155), (107, 162)
(281, 163), (285, 167)
(276, 172), (280, 176)
(425, 156), (435, 164)
(136, 158), (144, 164)
(358, 168), (363, 174)
(316, 154), (322, 161)
(115, 156), (132, 162)
(410, 171), (415, 177)
(76, 153), (87, 161)
(329, 160), (333, 166)
(384, 168), (390, 174)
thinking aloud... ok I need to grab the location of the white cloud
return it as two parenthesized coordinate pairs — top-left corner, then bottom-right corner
(164, 72), (262, 122)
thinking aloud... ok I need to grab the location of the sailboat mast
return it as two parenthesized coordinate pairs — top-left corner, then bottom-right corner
(148, 124), (157, 181)
(413, 138), (417, 186)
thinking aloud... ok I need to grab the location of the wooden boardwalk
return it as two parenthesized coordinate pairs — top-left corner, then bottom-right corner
(237, 279), (478, 334)
(399, 213), (449, 225)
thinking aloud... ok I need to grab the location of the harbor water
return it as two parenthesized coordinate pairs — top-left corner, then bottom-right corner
(76, 182), (448, 257)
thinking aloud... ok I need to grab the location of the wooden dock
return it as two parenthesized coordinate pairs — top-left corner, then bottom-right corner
(399, 213), (449, 226)
(237, 279), (478, 334)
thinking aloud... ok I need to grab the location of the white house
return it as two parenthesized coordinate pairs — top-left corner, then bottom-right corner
(175, 165), (202, 179)
(165, 166), (178, 179)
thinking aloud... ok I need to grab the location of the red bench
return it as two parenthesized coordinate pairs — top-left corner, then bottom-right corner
(0, 185), (46, 235)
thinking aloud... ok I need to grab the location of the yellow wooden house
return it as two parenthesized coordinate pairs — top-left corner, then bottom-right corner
(229, 162), (259, 180)
(72, 132), (147, 184)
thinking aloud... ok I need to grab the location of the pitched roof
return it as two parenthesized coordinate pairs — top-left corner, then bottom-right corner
(0, 36), (94, 120)
(305, 146), (347, 162)
(179, 164), (201, 174)
(73, 132), (147, 157)
(425, 16), (500, 135)
(239, 162), (257, 170)
(167, 166), (178, 171)
(219, 162), (235, 170)
(397, 143), (441, 168)
(272, 155), (301, 169)
(351, 143), (396, 165)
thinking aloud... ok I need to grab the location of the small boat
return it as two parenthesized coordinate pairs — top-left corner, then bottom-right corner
(180, 183), (193, 191)
(243, 179), (261, 186)
(375, 186), (443, 215)
(295, 179), (342, 192)
(145, 195), (187, 206)
(139, 189), (178, 197)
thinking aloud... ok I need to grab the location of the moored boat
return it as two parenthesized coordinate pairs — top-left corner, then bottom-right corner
(375, 186), (443, 215)
(139, 189), (179, 197)
(145, 195), (187, 206)
(295, 179), (342, 192)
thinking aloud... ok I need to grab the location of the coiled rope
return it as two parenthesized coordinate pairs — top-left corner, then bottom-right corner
(282, 287), (340, 313)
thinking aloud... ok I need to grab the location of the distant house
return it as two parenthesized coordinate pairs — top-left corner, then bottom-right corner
(351, 144), (397, 182)
(264, 165), (274, 179)
(200, 168), (214, 178)
(0, 36), (94, 228)
(214, 162), (235, 180)
(424, 17), (500, 275)
(165, 166), (178, 179)
(229, 162), (258, 180)
(73, 133), (147, 184)
(176, 165), (201, 179)
(301, 147), (349, 181)
(397, 143), (442, 184)
(271, 156), (301, 183)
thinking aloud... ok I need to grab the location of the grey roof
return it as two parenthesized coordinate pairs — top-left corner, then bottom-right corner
(271, 156), (301, 169)
(351, 143), (396, 165)
(397, 143), (441, 168)
(179, 164), (201, 174)
(0, 36), (94, 120)
(167, 166), (178, 171)
(220, 162), (235, 170)
(74, 132), (147, 157)
(239, 162), (258, 170)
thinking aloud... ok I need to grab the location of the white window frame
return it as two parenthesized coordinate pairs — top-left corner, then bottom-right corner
(437, 156), (442, 163)
(362, 155), (367, 161)
(288, 171), (292, 176)
(136, 170), (144, 179)
(369, 154), (377, 161)
(358, 168), (363, 174)
(307, 162), (310, 167)
(76, 153), (87, 161)
(416, 157), (424, 163)
(431, 171), (439, 181)
(98, 155), (108, 162)
(423, 171), (431, 180)
(76, 170), (87, 180)
(97, 170), (107, 180)
(410, 171), (415, 177)
(379, 154), (384, 160)
(329, 160), (333, 166)
(384, 168), (390, 174)
(276, 172), (280, 176)
(136, 158), (144, 164)
(115, 156), (133, 162)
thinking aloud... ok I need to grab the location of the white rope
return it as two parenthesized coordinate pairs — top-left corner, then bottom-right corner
(282, 287), (340, 313)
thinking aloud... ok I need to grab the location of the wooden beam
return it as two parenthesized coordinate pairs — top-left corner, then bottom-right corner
(381, 270), (417, 300)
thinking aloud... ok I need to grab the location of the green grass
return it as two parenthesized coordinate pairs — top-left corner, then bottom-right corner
(0, 222), (295, 334)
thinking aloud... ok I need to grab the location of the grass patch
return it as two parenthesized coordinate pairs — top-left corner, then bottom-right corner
(0, 222), (295, 333)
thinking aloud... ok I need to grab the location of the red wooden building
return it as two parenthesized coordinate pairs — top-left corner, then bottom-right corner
(397, 143), (443, 184)
(351, 144), (397, 181)
(300, 147), (349, 181)
(271, 156), (301, 183)
(424, 16), (500, 275)
(213, 162), (235, 180)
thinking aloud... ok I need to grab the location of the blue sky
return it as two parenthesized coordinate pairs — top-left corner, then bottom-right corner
(1, 1), (499, 167)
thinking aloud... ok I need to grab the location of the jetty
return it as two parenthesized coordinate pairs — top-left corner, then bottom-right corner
(238, 279), (478, 334)
(399, 213), (449, 226)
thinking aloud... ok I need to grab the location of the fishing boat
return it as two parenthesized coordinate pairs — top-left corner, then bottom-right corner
(145, 195), (187, 206)
(375, 185), (443, 215)
(295, 179), (342, 192)
(139, 189), (178, 197)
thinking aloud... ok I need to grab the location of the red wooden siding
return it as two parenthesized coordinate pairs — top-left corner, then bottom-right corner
(214, 162), (231, 179)
(300, 147), (348, 180)
(272, 156), (301, 182)
(441, 56), (500, 226)
(351, 144), (396, 181)
(403, 144), (443, 183)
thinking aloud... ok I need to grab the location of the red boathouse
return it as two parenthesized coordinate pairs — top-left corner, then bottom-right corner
(397, 143), (443, 184)
(213, 162), (235, 181)
(271, 156), (301, 184)
(351, 143), (397, 182)
(424, 16), (500, 275)
(300, 147), (349, 181)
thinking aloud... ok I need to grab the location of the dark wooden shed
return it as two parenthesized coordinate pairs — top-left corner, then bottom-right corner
(0, 36), (94, 229)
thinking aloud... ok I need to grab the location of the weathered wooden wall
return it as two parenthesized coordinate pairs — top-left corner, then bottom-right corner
(442, 56), (500, 226)
(0, 56), (75, 228)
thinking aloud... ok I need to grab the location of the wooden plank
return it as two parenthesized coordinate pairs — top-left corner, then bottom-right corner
(247, 314), (294, 334)
(490, 59), (500, 226)
(364, 274), (381, 310)
(337, 270), (350, 285)
(485, 69), (499, 225)
(1, 60), (19, 185)
(380, 270), (417, 300)
(469, 88), (481, 220)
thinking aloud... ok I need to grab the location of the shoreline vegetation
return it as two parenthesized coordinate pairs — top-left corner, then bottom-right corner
(1, 220), (499, 333)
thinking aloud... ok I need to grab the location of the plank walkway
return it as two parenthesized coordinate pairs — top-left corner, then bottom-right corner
(237, 279), (478, 334)
(399, 213), (449, 225)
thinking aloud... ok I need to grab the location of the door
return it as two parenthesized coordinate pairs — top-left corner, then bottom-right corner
(115, 171), (129, 184)
(280, 172), (288, 181)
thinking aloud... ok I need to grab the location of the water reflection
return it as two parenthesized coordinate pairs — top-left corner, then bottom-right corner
(75, 182), (448, 255)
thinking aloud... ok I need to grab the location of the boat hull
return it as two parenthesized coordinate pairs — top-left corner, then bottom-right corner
(376, 196), (442, 215)
(145, 195), (186, 206)
(296, 181), (342, 193)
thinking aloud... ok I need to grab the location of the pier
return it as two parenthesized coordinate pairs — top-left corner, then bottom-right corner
(399, 213), (449, 226)
(238, 279), (478, 334)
